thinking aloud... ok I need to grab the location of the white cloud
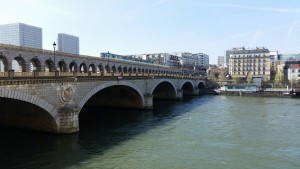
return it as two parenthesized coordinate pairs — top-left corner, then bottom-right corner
(213, 3), (300, 14)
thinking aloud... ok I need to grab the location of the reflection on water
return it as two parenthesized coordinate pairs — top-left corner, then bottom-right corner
(1, 96), (300, 169)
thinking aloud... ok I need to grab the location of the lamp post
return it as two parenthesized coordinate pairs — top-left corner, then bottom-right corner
(53, 42), (56, 71)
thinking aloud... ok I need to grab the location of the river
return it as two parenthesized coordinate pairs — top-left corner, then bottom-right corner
(1, 95), (300, 169)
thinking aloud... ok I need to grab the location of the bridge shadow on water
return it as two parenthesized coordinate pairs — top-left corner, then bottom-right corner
(0, 95), (212, 169)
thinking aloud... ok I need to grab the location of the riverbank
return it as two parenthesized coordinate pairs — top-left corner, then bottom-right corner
(218, 91), (299, 98)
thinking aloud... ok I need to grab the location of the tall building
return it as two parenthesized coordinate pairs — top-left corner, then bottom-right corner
(229, 47), (271, 79)
(224, 50), (231, 67)
(218, 56), (224, 67)
(0, 23), (42, 49)
(57, 33), (79, 54)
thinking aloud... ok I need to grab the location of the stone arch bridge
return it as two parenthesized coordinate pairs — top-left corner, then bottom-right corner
(0, 77), (206, 134)
(0, 43), (208, 134)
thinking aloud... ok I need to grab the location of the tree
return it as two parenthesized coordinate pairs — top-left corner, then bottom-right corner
(246, 72), (253, 84)
(274, 72), (284, 87)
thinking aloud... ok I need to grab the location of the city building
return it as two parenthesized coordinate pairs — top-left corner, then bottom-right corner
(218, 56), (224, 67)
(287, 64), (300, 82)
(229, 47), (271, 80)
(57, 33), (79, 54)
(278, 53), (300, 61)
(224, 50), (231, 67)
(0, 23), (42, 49)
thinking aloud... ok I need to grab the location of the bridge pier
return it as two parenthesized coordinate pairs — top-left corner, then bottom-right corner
(177, 89), (183, 100)
(57, 106), (79, 133)
(193, 87), (200, 96)
(143, 94), (153, 109)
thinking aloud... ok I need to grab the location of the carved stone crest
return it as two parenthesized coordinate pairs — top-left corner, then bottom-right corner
(60, 84), (74, 103)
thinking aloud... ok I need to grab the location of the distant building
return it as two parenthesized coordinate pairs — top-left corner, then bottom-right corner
(224, 50), (231, 67)
(287, 64), (300, 81)
(269, 51), (278, 71)
(229, 47), (271, 80)
(57, 33), (79, 54)
(218, 56), (224, 67)
(0, 23), (42, 49)
(278, 53), (300, 61)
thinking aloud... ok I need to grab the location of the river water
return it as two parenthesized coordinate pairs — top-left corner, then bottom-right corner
(1, 95), (300, 169)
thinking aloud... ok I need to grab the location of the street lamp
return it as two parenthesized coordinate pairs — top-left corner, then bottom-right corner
(53, 42), (56, 71)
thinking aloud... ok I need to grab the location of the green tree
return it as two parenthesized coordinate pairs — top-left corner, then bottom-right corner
(246, 72), (253, 84)
(274, 72), (284, 87)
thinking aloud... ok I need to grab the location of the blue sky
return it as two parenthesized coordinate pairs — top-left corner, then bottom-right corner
(1, 0), (300, 64)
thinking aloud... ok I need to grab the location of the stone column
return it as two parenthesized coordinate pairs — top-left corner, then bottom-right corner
(8, 69), (14, 79)
(193, 87), (200, 96)
(57, 106), (79, 133)
(143, 94), (153, 109)
(176, 89), (183, 100)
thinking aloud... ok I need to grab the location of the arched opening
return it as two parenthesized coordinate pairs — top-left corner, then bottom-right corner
(12, 56), (26, 72)
(152, 81), (177, 99)
(82, 85), (144, 109)
(128, 67), (132, 74)
(105, 65), (110, 73)
(133, 68), (137, 73)
(45, 60), (54, 72)
(118, 66), (122, 73)
(182, 82), (194, 96)
(112, 65), (117, 73)
(0, 97), (58, 133)
(69, 62), (78, 72)
(58, 60), (67, 72)
(89, 64), (96, 73)
(79, 63), (87, 73)
(30, 58), (41, 72)
(123, 67), (128, 73)
(198, 82), (205, 95)
(98, 64), (104, 73)
(0, 55), (8, 72)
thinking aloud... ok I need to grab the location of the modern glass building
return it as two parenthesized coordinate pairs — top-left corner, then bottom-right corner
(0, 23), (42, 49)
(57, 33), (79, 54)
(278, 53), (300, 61)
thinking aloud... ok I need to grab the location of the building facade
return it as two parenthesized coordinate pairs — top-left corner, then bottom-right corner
(0, 23), (42, 49)
(218, 56), (224, 67)
(287, 64), (300, 81)
(224, 50), (231, 67)
(229, 47), (271, 79)
(57, 33), (79, 54)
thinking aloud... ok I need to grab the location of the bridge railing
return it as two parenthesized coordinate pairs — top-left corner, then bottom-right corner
(38, 72), (55, 77)
(0, 70), (206, 80)
(0, 72), (8, 77)
(14, 72), (34, 77)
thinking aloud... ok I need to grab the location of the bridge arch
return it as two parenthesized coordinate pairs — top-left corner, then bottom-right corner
(78, 81), (145, 114)
(58, 60), (68, 72)
(0, 89), (58, 133)
(45, 59), (54, 72)
(181, 81), (194, 96)
(79, 63), (88, 73)
(69, 61), (78, 72)
(0, 54), (9, 72)
(151, 79), (177, 99)
(13, 56), (26, 72)
(30, 57), (42, 72)
(89, 64), (96, 73)
(97, 64), (104, 73)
